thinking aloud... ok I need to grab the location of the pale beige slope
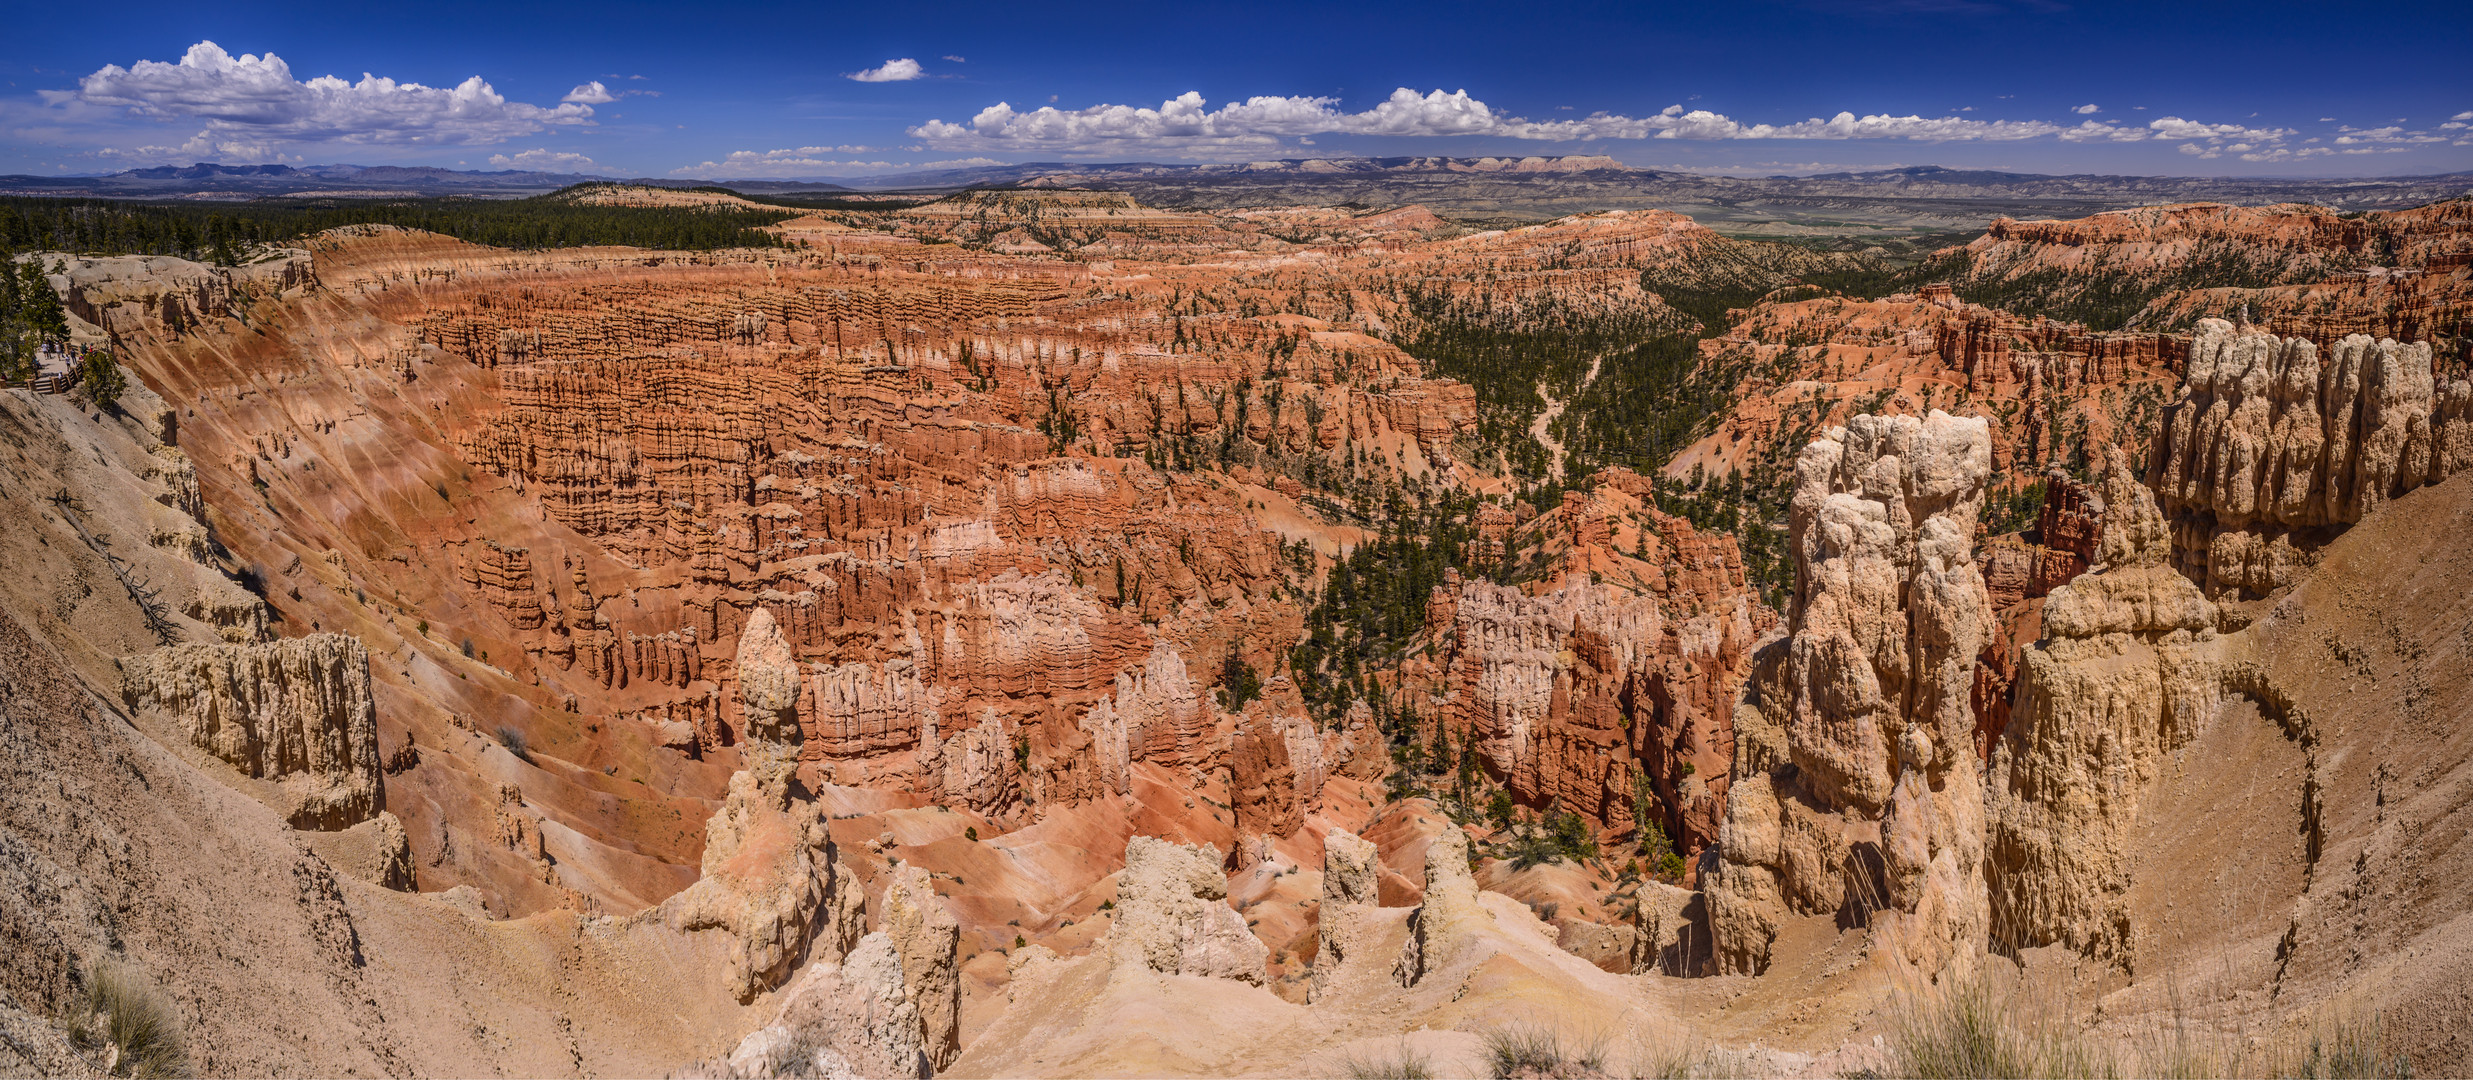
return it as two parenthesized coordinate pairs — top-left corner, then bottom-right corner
(948, 875), (1706, 1078)
(1993, 469), (2473, 1075)
(2175, 469), (2473, 1073)
(0, 381), (787, 1076)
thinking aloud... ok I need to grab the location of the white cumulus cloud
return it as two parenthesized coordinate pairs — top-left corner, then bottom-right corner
(52, 40), (595, 148)
(669, 147), (1003, 178)
(488, 148), (600, 171)
(908, 88), (2298, 154)
(2073, 104), (2101, 115)
(96, 132), (299, 164)
(2332, 125), (2448, 146)
(2147, 116), (2294, 142)
(847, 58), (925, 83)
(563, 81), (616, 105)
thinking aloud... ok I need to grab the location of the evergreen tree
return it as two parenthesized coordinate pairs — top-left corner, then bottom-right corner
(78, 350), (127, 411)
(0, 245), (24, 384)
(22, 260), (68, 343)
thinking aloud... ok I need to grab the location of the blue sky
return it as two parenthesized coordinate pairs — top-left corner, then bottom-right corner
(2, 0), (2468, 179)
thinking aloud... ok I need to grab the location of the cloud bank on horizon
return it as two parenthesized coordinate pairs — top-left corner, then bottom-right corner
(8, 29), (2470, 180)
(903, 87), (2391, 165)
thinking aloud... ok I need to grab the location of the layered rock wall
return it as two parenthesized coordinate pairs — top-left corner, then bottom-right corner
(2149, 319), (2473, 596)
(1987, 451), (2229, 967)
(1678, 288), (2188, 483)
(118, 633), (383, 830)
(1425, 487), (1769, 859)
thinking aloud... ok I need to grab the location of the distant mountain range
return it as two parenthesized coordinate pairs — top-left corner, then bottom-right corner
(0, 162), (858, 199)
(6, 158), (2469, 233)
(898, 159), (2473, 230)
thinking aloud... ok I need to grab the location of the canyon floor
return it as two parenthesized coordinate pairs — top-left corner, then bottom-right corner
(1, 185), (2468, 1077)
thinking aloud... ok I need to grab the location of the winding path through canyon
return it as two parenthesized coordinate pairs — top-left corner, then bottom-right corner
(1529, 353), (1605, 481)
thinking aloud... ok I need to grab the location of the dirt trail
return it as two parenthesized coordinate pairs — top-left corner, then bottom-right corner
(1529, 353), (1604, 481)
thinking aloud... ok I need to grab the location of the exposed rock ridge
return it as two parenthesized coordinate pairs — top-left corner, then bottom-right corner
(118, 633), (383, 830)
(882, 864), (963, 1070)
(1708, 411), (1995, 975)
(1311, 827), (1380, 1001)
(1676, 288), (2187, 483)
(1393, 823), (1492, 986)
(699, 932), (932, 1080)
(659, 756), (865, 1001)
(2149, 319), (2473, 596)
(1988, 449), (2231, 968)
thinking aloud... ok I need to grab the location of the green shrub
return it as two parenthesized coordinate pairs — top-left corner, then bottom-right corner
(78, 351), (127, 411)
(1487, 790), (1516, 828)
(1547, 807), (1598, 863)
(1219, 648), (1264, 711)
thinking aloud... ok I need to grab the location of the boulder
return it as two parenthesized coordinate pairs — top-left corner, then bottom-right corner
(1106, 836), (1266, 984)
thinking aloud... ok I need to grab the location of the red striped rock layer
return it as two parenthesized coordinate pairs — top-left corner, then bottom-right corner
(76, 227), (1435, 917)
(1978, 472), (2104, 611)
(381, 238), (1472, 790)
(92, 209), (1830, 918)
(1973, 200), (2473, 276)
(1959, 200), (2473, 358)
(1418, 478), (1772, 863)
(1674, 287), (2187, 483)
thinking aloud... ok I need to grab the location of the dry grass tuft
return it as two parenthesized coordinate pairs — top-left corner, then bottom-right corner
(2232, 1011), (2413, 1080)
(1876, 970), (2413, 1080)
(1622, 1030), (1739, 1080)
(1337, 1039), (1437, 1080)
(64, 960), (188, 1079)
(1881, 972), (2114, 1079)
(1483, 1021), (1609, 1079)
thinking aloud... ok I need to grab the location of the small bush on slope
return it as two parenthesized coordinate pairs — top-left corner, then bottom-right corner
(64, 960), (187, 1079)
(496, 725), (531, 763)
